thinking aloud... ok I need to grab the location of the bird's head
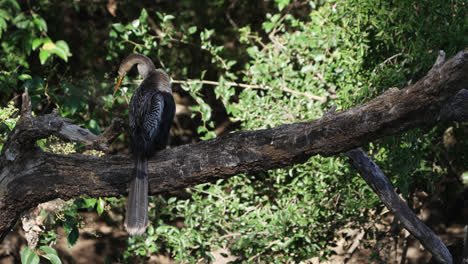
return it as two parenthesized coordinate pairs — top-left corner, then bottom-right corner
(113, 54), (156, 96)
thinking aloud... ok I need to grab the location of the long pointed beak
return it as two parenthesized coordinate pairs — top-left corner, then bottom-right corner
(113, 75), (123, 96)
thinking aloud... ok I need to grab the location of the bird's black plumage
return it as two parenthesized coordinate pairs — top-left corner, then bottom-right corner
(116, 54), (175, 236)
(129, 71), (175, 156)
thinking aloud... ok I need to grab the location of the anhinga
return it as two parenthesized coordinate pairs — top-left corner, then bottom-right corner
(114, 54), (175, 236)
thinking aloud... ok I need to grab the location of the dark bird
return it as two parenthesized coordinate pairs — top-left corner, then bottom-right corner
(114, 54), (175, 236)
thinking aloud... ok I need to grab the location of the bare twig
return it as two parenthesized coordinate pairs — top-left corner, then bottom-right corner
(226, 0), (239, 30)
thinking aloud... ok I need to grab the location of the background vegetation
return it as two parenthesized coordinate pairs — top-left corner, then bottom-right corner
(1, 0), (467, 263)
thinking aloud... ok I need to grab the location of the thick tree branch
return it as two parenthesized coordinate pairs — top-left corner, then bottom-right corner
(0, 51), (467, 243)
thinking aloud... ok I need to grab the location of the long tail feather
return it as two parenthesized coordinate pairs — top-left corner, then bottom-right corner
(124, 157), (149, 236)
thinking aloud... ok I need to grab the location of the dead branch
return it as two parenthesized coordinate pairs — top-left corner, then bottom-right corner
(345, 148), (452, 264)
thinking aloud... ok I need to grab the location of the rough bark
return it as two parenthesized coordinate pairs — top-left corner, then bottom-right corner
(0, 50), (467, 252)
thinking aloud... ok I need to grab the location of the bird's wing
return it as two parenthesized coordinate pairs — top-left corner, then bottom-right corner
(129, 92), (138, 133)
(142, 92), (165, 146)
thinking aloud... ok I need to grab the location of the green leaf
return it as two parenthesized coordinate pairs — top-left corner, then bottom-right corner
(40, 246), (57, 255)
(246, 46), (259, 58)
(270, 13), (281, 23)
(0, 9), (11, 20)
(201, 131), (216, 140)
(39, 246), (62, 264)
(276, 0), (290, 11)
(0, 18), (6, 36)
(163, 14), (175, 22)
(21, 247), (39, 264)
(109, 29), (117, 38)
(63, 221), (79, 248)
(18, 74), (32, 81)
(12, 13), (31, 29)
(39, 49), (51, 64)
(55, 40), (70, 54)
(139, 8), (148, 22)
(300, 65), (314, 73)
(87, 119), (101, 134)
(188, 26), (197, 35)
(201, 28), (214, 40)
(5, 119), (17, 130)
(155, 11), (164, 20)
(36, 138), (47, 150)
(147, 225), (155, 236)
(131, 19), (140, 28)
(462, 171), (468, 185)
(197, 125), (207, 134)
(83, 198), (97, 209)
(45, 253), (62, 264)
(33, 15), (47, 32)
(96, 197), (105, 216)
(32, 38), (45, 50)
(51, 46), (68, 62)
(112, 23), (124, 32)
(167, 197), (177, 204)
(3, 0), (20, 11)
(262, 21), (274, 33)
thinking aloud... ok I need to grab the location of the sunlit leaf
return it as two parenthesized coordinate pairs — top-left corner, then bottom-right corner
(0, 9), (11, 20)
(21, 247), (39, 264)
(39, 246), (62, 264)
(39, 49), (50, 64)
(55, 40), (70, 54)
(32, 38), (44, 50)
(42, 42), (56, 50)
(83, 197), (97, 209)
(97, 197), (105, 216)
(188, 26), (197, 35)
(18, 74), (32, 81)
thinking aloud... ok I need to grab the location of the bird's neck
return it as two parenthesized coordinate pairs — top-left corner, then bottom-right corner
(154, 69), (172, 94)
(139, 70), (172, 94)
(119, 54), (156, 78)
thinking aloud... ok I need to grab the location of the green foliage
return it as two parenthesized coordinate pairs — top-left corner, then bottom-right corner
(35, 39), (72, 65)
(21, 243), (62, 264)
(0, 100), (19, 151)
(36, 136), (76, 154)
(39, 230), (57, 247)
(1, 0), (467, 263)
(0, 101), (18, 130)
(0, 0), (72, 100)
